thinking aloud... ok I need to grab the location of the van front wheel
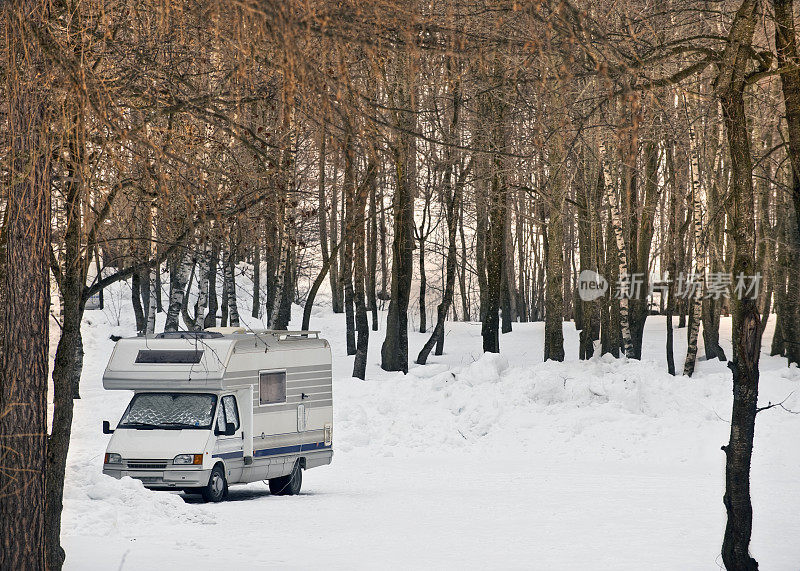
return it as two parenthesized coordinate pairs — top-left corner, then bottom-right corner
(269, 461), (302, 496)
(201, 465), (227, 503)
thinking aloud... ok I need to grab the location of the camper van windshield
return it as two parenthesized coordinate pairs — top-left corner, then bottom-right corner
(118, 393), (217, 430)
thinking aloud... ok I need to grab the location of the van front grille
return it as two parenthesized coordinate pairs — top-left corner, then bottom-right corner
(127, 462), (167, 469)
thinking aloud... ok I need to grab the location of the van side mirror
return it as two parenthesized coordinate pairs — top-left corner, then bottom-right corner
(224, 422), (236, 436)
(102, 420), (114, 434)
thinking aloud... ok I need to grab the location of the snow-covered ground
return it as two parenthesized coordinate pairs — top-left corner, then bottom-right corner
(59, 281), (800, 569)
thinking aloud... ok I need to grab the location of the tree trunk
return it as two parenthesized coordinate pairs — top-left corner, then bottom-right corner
(352, 158), (376, 379)
(132, 269), (146, 335)
(303, 241), (344, 331)
(716, 3), (762, 568)
(181, 259), (198, 331)
(418, 237), (427, 333)
(775, 0), (800, 367)
(577, 161), (600, 360)
(165, 250), (192, 332)
(367, 168), (379, 331)
(225, 246), (240, 328)
(0, 9), (50, 563)
(204, 244), (219, 329)
(544, 141), (565, 361)
(480, 67), (508, 354)
(381, 58), (416, 373)
(378, 181), (390, 303)
(600, 142), (633, 357)
(458, 200), (471, 321)
(665, 140), (678, 375)
(252, 245), (261, 318)
(146, 203), (158, 334)
(684, 115), (705, 377)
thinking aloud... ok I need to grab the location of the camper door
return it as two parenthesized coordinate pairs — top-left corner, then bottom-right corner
(236, 386), (253, 461)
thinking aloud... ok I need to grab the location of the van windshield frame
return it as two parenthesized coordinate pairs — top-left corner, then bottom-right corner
(118, 392), (218, 430)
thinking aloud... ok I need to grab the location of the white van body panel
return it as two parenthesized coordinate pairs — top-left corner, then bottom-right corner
(101, 331), (333, 491)
(107, 428), (213, 460)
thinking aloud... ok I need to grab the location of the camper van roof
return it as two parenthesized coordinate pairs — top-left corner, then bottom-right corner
(102, 330), (329, 390)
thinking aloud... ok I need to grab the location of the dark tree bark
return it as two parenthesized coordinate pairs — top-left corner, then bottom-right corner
(544, 129), (566, 361)
(132, 269), (146, 335)
(665, 140), (678, 375)
(629, 139), (660, 360)
(303, 241), (344, 331)
(716, 3), (762, 568)
(352, 157), (376, 379)
(458, 202), (471, 322)
(577, 161), (601, 360)
(774, 0), (800, 366)
(342, 130), (357, 355)
(418, 235), (427, 334)
(381, 58), (416, 373)
(367, 167), (379, 331)
(378, 181), (390, 303)
(479, 67), (508, 354)
(252, 245), (261, 318)
(180, 258), (199, 331)
(0, 6), (51, 564)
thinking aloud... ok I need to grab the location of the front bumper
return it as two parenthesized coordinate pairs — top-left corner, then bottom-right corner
(103, 466), (211, 488)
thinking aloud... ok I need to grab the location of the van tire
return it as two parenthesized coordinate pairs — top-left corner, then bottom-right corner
(269, 461), (302, 496)
(201, 464), (227, 503)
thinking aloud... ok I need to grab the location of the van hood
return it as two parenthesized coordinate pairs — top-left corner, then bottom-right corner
(107, 428), (213, 460)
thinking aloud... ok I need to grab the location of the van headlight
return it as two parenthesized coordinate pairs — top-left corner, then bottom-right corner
(173, 454), (203, 465)
(104, 453), (122, 464)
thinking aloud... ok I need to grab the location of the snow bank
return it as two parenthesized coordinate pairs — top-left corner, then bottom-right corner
(334, 351), (734, 460)
(64, 467), (216, 537)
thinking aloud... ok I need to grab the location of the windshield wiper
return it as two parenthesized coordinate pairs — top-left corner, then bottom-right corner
(121, 421), (160, 430)
(160, 422), (201, 429)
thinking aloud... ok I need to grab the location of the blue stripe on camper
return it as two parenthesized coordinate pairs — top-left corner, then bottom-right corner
(212, 442), (330, 460)
(212, 450), (244, 460)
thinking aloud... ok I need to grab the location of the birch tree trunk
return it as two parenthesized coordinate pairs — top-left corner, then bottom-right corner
(164, 250), (193, 332)
(683, 115), (704, 377)
(599, 142), (633, 358)
(224, 245), (240, 328)
(146, 201), (158, 335)
(204, 244), (219, 329)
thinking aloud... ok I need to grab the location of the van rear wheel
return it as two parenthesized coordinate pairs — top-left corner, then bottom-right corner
(269, 461), (302, 496)
(201, 464), (227, 502)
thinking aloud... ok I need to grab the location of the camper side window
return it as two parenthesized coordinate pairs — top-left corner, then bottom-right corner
(216, 395), (240, 433)
(259, 371), (286, 405)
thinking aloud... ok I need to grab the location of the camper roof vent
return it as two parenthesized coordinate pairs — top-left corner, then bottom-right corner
(155, 331), (224, 340)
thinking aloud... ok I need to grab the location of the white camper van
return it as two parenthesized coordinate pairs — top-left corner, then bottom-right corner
(101, 329), (333, 502)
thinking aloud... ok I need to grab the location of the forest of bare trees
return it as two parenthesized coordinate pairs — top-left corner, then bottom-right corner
(1, 0), (799, 568)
